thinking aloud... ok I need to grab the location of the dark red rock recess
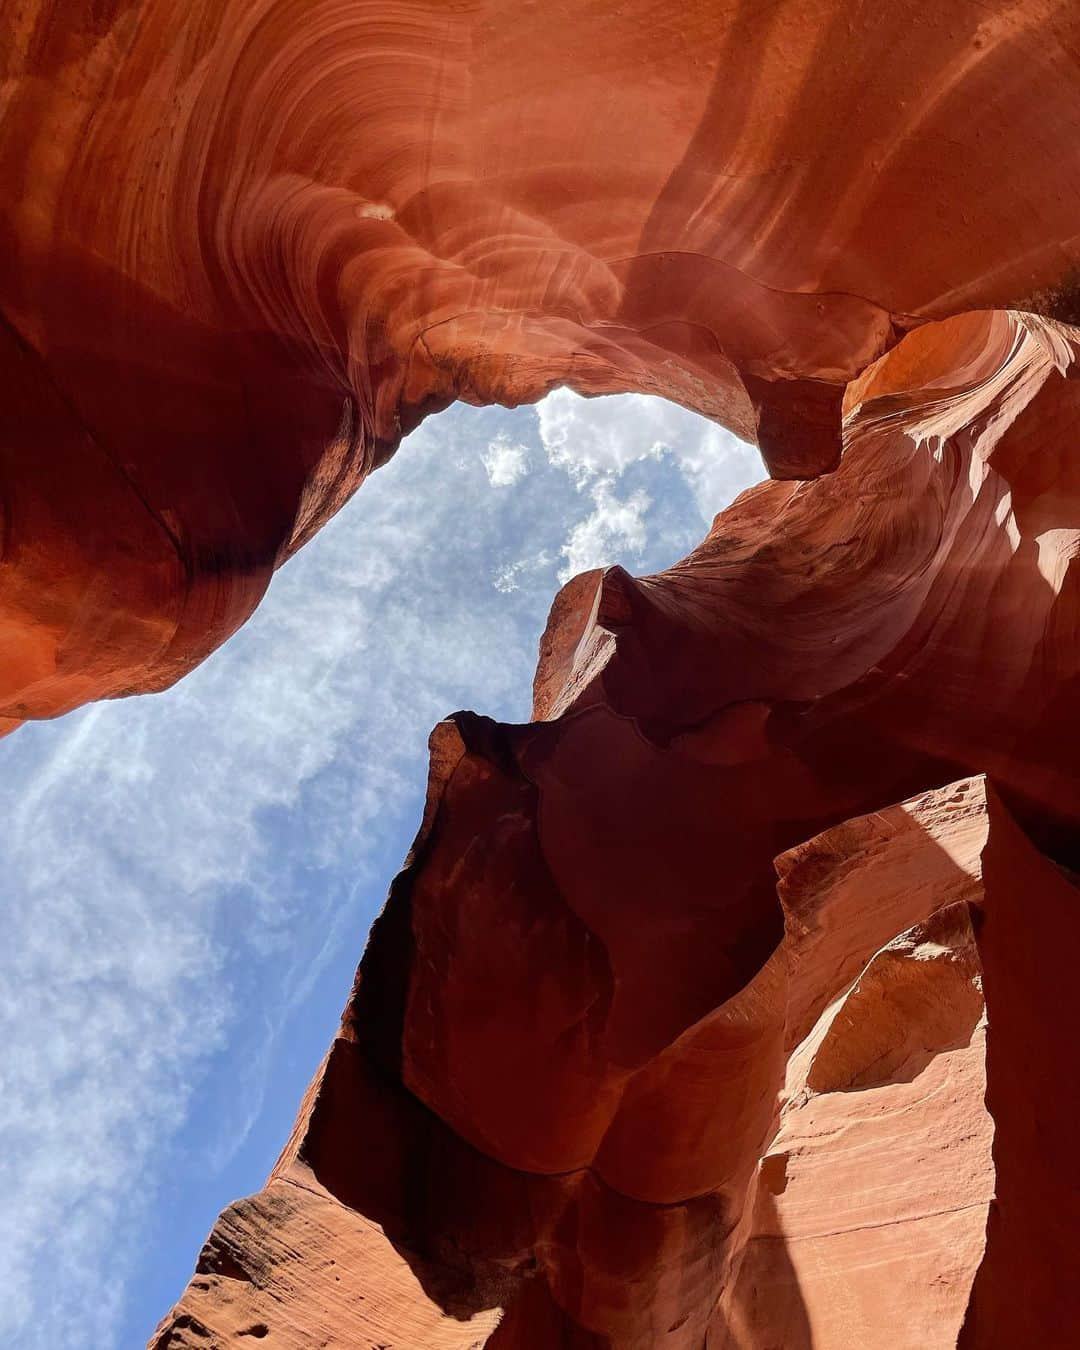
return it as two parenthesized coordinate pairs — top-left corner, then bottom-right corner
(2, 4), (1079, 1347)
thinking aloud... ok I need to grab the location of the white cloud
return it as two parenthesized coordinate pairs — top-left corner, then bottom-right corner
(482, 435), (529, 487)
(674, 421), (766, 525)
(535, 386), (764, 524)
(537, 387), (668, 482)
(492, 550), (553, 594)
(558, 483), (651, 583)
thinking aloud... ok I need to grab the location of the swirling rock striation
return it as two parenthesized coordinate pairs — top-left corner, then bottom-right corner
(5, 0), (1080, 719)
(2, 3), (1080, 1347)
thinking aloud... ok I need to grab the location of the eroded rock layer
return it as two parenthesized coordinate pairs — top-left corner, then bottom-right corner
(156, 311), (1080, 1348)
(5, 3), (1080, 1346)
(6, 0), (1080, 719)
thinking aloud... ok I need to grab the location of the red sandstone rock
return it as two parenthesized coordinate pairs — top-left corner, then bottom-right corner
(6, 1), (1080, 720)
(157, 309), (1080, 1345)
(5, 4), (1080, 1347)
(157, 772), (1079, 1347)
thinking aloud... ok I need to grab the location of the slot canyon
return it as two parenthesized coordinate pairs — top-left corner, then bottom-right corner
(2, 2), (1079, 1346)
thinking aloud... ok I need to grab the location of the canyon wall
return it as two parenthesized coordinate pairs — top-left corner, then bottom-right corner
(2, 2), (1079, 1346)
(155, 309), (1080, 1347)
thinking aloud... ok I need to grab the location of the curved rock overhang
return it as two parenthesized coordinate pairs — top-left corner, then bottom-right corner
(5, 0), (1080, 720)
(3, 4), (1080, 1348)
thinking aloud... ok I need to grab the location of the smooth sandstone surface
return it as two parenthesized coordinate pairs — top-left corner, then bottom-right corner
(5, 0), (1080, 720)
(4, 3), (1080, 1348)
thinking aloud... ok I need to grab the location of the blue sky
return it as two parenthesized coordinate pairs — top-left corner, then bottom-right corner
(0, 390), (763, 1347)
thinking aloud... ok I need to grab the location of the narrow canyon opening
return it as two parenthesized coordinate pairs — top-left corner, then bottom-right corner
(6, 4), (1080, 1346)
(1, 390), (763, 1346)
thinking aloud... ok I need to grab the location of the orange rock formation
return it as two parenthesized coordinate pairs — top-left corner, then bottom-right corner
(6, 0), (1080, 723)
(3, 3), (1079, 1347)
(155, 310), (1080, 1348)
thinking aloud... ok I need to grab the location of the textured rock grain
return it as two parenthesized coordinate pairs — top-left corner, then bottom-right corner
(5, 1), (1080, 719)
(3, 3), (1080, 1347)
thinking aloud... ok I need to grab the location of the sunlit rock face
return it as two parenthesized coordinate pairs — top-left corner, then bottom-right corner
(4, 3), (1080, 1347)
(6, 0), (1080, 721)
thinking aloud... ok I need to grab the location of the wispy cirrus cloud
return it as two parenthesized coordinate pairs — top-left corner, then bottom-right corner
(558, 481), (652, 582)
(482, 434), (530, 487)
